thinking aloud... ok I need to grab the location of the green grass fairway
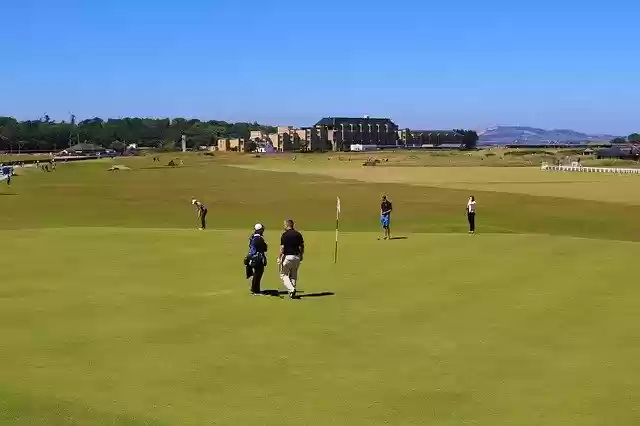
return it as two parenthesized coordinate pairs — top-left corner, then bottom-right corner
(1, 155), (640, 425)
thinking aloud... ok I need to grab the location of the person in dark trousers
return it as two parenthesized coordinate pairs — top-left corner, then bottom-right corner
(191, 199), (208, 230)
(3, 166), (12, 185)
(245, 223), (268, 295)
(466, 196), (476, 234)
(380, 195), (393, 240)
(278, 219), (304, 299)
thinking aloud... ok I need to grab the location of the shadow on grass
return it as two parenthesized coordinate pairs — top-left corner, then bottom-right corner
(298, 292), (335, 299)
(261, 290), (335, 299)
(0, 192), (17, 196)
(389, 236), (408, 240)
(261, 289), (286, 298)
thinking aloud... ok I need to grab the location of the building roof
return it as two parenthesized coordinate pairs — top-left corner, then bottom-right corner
(436, 143), (464, 148)
(409, 129), (464, 135)
(67, 143), (105, 152)
(315, 117), (396, 127)
(597, 146), (638, 156)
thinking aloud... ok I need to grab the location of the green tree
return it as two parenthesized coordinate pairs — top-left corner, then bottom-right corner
(454, 129), (479, 150)
(109, 140), (126, 152)
(0, 115), (277, 152)
(611, 137), (627, 144)
(628, 133), (640, 143)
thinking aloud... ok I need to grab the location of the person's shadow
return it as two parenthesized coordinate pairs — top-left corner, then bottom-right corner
(261, 290), (335, 299)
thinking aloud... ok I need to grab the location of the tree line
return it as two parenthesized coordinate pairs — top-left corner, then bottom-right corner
(611, 133), (640, 144)
(0, 116), (277, 152)
(453, 129), (479, 150)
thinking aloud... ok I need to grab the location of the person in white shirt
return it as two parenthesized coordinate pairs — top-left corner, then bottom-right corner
(191, 199), (208, 230)
(466, 196), (476, 234)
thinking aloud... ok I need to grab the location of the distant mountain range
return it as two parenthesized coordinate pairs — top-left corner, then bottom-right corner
(477, 126), (618, 145)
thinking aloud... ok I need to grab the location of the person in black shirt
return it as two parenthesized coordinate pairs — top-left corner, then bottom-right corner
(278, 219), (304, 299)
(245, 223), (268, 295)
(191, 199), (208, 230)
(380, 195), (393, 240)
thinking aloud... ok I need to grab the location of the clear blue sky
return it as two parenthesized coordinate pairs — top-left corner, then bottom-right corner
(3, 0), (638, 134)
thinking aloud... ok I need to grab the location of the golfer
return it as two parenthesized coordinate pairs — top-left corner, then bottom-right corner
(278, 219), (304, 299)
(245, 223), (268, 295)
(380, 195), (393, 240)
(191, 199), (208, 230)
(466, 196), (476, 234)
(3, 166), (12, 185)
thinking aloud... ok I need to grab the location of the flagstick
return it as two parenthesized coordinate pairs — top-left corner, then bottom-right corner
(334, 197), (340, 264)
(334, 218), (339, 264)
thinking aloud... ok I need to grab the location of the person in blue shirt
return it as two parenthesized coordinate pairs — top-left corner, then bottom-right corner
(2, 166), (13, 185)
(245, 223), (268, 295)
(380, 195), (393, 240)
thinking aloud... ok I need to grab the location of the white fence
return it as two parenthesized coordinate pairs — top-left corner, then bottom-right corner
(541, 163), (640, 174)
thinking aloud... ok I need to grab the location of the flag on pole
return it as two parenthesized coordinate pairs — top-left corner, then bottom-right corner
(334, 197), (341, 263)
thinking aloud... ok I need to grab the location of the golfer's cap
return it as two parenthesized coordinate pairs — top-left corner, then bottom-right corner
(191, 199), (197, 204)
(254, 223), (264, 231)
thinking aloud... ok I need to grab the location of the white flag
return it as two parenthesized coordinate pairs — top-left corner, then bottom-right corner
(336, 197), (341, 215)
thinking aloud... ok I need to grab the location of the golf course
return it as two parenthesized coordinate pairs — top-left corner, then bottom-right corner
(1, 151), (639, 425)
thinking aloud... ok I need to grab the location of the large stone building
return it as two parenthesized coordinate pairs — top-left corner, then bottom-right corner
(217, 137), (248, 152)
(398, 129), (464, 146)
(267, 126), (307, 152)
(313, 116), (399, 151)
(249, 130), (268, 141)
(246, 117), (400, 153)
(220, 118), (467, 153)
(251, 126), (326, 152)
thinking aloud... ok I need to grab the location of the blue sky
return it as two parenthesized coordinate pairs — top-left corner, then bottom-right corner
(3, 0), (638, 134)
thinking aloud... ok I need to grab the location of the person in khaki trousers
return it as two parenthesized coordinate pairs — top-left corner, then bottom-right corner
(278, 219), (305, 299)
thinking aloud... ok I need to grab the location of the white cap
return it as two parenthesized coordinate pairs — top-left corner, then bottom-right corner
(191, 199), (197, 204)
(254, 223), (264, 231)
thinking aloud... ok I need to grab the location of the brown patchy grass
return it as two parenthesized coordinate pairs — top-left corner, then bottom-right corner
(234, 162), (640, 205)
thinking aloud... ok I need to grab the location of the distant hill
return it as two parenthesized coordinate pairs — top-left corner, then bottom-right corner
(478, 126), (617, 145)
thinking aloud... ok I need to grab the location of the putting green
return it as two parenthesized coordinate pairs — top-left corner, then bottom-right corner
(2, 227), (639, 425)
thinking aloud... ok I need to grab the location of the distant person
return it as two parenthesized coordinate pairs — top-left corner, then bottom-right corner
(191, 199), (208, 230)
(380, 195), (393, 240)
(466, 196), (476, 234)
(278, 219), (304, 299)
(245, 223), (268, 295)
